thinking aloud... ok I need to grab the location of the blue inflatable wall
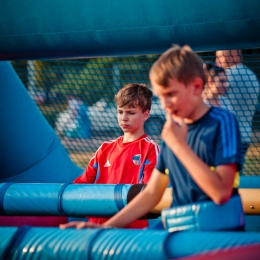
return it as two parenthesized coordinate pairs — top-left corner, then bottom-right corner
(0, 0), (260, 60)
(0, 61), (83, 183)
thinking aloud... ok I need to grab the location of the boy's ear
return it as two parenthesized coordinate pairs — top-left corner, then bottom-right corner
(143, 110), (150, 121)
(192, 77), (204, 95)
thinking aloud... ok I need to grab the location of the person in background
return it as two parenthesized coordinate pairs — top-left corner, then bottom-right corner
(216, 50), (260, 158)
(202, 63), (231, 109)
(73, 83), (160, 229)
(55, 95), (91, 139)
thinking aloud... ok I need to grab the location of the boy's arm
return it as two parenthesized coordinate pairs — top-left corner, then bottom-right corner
(173, 144), (236, 204)
(60, 169), (169, 229)
(104, 169), (168, 228)
(162, 113), (237, 205)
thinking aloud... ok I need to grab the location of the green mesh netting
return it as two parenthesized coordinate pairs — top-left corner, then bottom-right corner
(12, 49), (260, 175)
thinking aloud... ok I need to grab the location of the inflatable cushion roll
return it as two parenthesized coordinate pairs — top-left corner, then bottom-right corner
(162, 195), (244, 232)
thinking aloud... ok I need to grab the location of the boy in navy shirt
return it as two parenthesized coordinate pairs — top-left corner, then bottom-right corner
(61, 45), (242, 230)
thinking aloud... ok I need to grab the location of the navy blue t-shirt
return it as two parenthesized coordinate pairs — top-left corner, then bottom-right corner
(156, 107), (242, 207)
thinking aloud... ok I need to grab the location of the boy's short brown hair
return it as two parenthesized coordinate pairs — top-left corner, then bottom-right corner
(149, 45), (206, 87)
(115, 83), (152, 112)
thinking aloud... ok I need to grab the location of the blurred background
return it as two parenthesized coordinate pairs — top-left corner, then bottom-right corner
(11, 49), (260, 174)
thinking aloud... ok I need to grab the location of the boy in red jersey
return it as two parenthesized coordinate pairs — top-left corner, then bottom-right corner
(73, 83), (160, 228)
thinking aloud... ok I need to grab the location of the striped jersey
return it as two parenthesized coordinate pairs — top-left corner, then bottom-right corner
(156, 107), (242, 207)
(74, 134), (160, 228)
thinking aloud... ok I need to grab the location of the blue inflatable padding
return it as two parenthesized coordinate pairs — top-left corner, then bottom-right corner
(62, 184), (132, 217)
(1, 228), (260, 259)
(0, 182), (15, 215)
(240, 176), (260, 188)
(114, 184), (126, 211)
(1, 183), (132, 217)
(0, 228), (170, 260)
(162, 195), (244, 232)
(148, 218), (165, 230)
(0, 227), (18, 259)
(245, 215), (260, 232)
(165, 232), (260, 258)
(5, 226), (32, 259)
(2, 227), (102, 260)
(57, 182), (71, 216)
(4, 183), (64, 216)
(0, 61), (83, 183)
(90, 229), (169, 260)
(0, 1), (260, 60)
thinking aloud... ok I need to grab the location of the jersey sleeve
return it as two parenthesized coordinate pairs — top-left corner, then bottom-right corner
(213, 110), (242, 170)
(155, 141), (167, 175)
(73, 145), (102, 184)
(142, 141), (160, 183)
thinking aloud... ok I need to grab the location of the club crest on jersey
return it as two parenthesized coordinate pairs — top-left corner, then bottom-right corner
(132, 154), (141, 166)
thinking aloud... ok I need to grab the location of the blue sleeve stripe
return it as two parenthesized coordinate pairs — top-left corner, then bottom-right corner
(219, 109), (236, 157)
(210, 109), (237, 158)
(212, 108), (237, 157)
(94, 165), (100, 183)
(210, 111), (228, 157)
(229, 111), (237, 156)
(224, 109), (237, 156)
(138, 162), (145, 184)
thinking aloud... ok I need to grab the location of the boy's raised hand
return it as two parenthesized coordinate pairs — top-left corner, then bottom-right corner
(60, 221), (107, 230)
(161, 113), (188, 152)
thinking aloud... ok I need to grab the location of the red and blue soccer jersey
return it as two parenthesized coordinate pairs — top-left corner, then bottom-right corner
(74, 134), (160, 228)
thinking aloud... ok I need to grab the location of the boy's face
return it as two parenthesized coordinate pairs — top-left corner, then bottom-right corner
(216, 50), (236, 68)
(151, 77), (202, 119)
(216, 51), (228, 68)
(117, 106), (149, 133)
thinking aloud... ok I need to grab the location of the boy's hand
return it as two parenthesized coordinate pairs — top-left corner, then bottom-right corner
(59, 221), (107, 229)
(161, 113), (188, 152)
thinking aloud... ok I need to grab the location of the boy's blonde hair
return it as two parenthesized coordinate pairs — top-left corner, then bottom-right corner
(115, 83), (152, 112)
(149, 45), (206, 87)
